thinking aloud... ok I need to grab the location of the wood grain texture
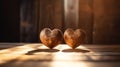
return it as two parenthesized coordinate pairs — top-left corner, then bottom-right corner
(0, 43), (120, 67)
(64, 0), (93, 44)
(93, 0), (120, 44)
(64, 0), (79, 29)
(20, 0), (120, 44)
(20, 0), (39, 42)
(39, 0), (63, 30)
(79, 0), (93, 44)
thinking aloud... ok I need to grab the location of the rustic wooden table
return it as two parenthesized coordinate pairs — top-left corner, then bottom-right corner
(0, 43), (120, 67)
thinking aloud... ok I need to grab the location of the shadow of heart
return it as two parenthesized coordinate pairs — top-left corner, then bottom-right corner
(62, 49), (90, 53)
(26, 49), (59, 55)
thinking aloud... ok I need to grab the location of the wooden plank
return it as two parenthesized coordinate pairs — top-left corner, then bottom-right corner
(1, 43), (120, 67)
(93, 0), (120, 44)
(0, 43), (120, 67)
(64, 0), (93, 44)
(64, 0), (79, 29)
(20, 0), (39, 42)
(1, 61), (120, 67)
(0, 43), (120, 61)
(39, 0), (63, 30)
(79, 0), (93, 44)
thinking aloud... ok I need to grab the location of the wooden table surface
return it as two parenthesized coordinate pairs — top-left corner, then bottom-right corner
(0, 43), (120, 67)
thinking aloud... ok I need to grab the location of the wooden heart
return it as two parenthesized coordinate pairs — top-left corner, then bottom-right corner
(40, 28), (63, 49)
(64, 28), (86, 49)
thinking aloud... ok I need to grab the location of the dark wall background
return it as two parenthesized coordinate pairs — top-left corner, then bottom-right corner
(1, 0), (120, 44)
(1, 0), (20, 42)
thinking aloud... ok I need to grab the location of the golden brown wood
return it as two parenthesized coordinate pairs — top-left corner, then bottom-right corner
(39, 0), (63, 30)
(64, 0), (79, 29)
(93, 0), (120, 44)
(79, 0), (93, 44)
(40, 28), (63, 49)
(64, 0), (93, 44)
(0, 43), (120, 67)
(64, 28), (86, 49)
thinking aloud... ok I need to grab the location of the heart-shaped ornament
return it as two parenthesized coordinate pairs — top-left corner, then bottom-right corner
(40, 28), (63, 49)
(64, 28), (86, 49)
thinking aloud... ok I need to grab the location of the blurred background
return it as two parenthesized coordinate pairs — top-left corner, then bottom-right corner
(1, 0), (120, 44)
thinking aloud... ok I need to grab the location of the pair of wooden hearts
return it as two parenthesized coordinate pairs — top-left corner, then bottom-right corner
(40, 28), (86, 49)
